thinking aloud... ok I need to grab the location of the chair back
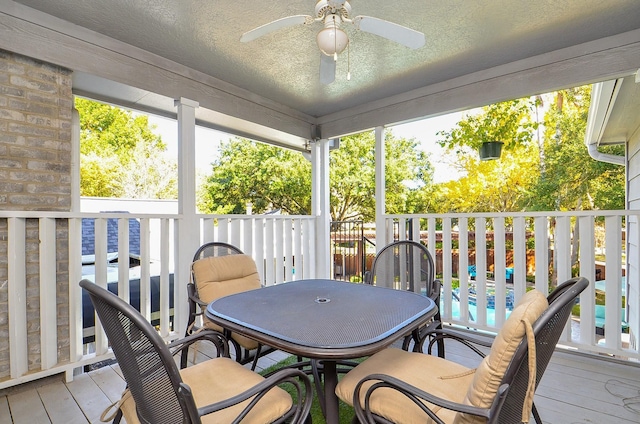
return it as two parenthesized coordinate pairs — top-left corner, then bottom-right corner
(368, 240), (438, 298)
(192, 241), (243, 262)
(492, 277), (588, 424)
(192, 254), (261, 301)
(80, 279), (195, 424)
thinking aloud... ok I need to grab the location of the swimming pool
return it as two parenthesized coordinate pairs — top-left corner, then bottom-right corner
(446, 287), (515, 327)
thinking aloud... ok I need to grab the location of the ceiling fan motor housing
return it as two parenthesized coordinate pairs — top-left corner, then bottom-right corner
(315, 0), (351, 20)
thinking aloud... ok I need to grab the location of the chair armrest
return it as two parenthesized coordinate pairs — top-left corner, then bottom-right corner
(420, 327), (492, 357)
(195, 368), (313, 424)
(429, 279), (442, 303)
(190, 294), (209, 308)
(168, 329), (229, 360)
(354, 373), (492, 424)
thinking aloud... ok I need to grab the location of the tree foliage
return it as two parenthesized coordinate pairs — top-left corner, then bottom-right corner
(199, 131), (433, 221)
(198, 139), (311, 215)
(76, 98), (177, 199)
(530, 86), (625, 211)
(433, 143), (539, 213)
(437, 98), (538, 155)
(431, 88), (624, 214)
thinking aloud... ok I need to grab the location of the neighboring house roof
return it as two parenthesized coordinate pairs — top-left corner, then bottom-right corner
(82, 214), (141, 256)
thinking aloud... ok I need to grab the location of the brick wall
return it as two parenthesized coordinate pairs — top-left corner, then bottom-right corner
(0, 49), (73, 377)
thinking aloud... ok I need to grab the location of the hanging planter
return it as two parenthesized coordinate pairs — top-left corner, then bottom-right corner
(479, 141), (503, 161)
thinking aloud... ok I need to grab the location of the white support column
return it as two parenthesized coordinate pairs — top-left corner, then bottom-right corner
(175, 97), (199, 336)
(374, 126), (386, 252)
(311, 139), (331, 278)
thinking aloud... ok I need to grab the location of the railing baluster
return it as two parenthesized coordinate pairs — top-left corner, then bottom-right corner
(306, 218), (316, 279)
(494, 217), (506, 328)
(554, 216), (573, 343)
(275, 219), (285, 283)
(254, 217), (265, 285)
(68, 217), (84, 363)
(202, 217), (214, 243)
(284, 219), (293, 282)
(475, 217), (487, 326)
(8, 217), (28, 378)
(513, 216), (527, 301)
(139, 218), (151, 322)
(159, 218), (171, 337)
(243, 217), (253, 257)
(579, 215), (596, 346)
(293, 219), (302, 281)
(534, 216), (549, 293)
(604, 215), (623, 349)
(458, 217), (469, 323)
(230, 218), (241, 249)
(442, 217), (453, 321)
(117, 218), (130, 303)
(264, 219), (275, 286)
(39, 218), (57, 370)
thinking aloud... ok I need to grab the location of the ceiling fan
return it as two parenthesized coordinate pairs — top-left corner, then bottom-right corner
(240, 0), (425, 85)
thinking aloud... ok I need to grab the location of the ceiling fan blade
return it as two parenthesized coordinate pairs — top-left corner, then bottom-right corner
(319, 54), (336, 85)
(240, 15), (313, 43)
(353, 16), (425, 49)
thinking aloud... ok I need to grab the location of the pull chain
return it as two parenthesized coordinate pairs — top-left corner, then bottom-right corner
(347, 41), (351, 80)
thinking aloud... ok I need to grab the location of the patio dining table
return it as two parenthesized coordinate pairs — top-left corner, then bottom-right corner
(205, 278), (437, 424)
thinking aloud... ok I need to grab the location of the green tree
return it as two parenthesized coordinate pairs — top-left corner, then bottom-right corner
(199, 131), (433, 220)
(198, 139), (311, 215)
(330, 131), (433, 221)
(525, 86), (625, 274)
(433, 143), (539, 213)
(530, 86), (625, 212)
(433, 97), (540, 213)
(76, 98), (177, 199)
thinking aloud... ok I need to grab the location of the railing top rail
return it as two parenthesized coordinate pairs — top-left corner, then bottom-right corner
(196, 213), (317, 219)
(0, 212), (318, 219)
(385, 210), (635, 219)
(0, 211), (183, 219)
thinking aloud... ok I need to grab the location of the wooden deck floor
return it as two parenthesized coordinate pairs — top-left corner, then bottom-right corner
(1, 340), (640, 424)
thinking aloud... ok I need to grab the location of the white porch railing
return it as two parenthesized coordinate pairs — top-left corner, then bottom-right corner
(0, 209), (636, 390)
(0, 211), (317, 390)
(386, 210), (638, 361)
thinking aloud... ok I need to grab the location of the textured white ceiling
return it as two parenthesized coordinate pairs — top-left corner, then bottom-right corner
(11, 0), (640, 119)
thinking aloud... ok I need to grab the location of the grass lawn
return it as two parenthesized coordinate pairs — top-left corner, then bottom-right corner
(260, 355), (357, 424)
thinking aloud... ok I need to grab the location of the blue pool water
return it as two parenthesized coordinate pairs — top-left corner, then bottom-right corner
(447, 301), (512, 327)
(446, 287), (515, 327)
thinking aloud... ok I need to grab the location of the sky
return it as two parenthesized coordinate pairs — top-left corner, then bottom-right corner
(149, 111), (469, 184)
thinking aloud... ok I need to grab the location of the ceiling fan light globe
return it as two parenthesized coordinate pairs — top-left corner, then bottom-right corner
(316, 27), (349, 56)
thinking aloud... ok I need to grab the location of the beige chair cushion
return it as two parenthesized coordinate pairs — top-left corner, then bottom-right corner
(192, 254), (262, 349)
(335, 348), (474, 424)
(118, 357), (292, 423)
(182, 357), (292, 423)
(459, 289), (547, 423)
(335, 289), (548, 424)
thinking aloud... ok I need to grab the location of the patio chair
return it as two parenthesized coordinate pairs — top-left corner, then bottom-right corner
(182, 241), (275, 370)
(336, 277), (588, 424)
(366, 240), (444, 356)
(80, 279), (312, 424)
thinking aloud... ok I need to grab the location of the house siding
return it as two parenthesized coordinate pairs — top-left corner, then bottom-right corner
(0, 49), (72, 377)
(627, 128), (640, 351)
